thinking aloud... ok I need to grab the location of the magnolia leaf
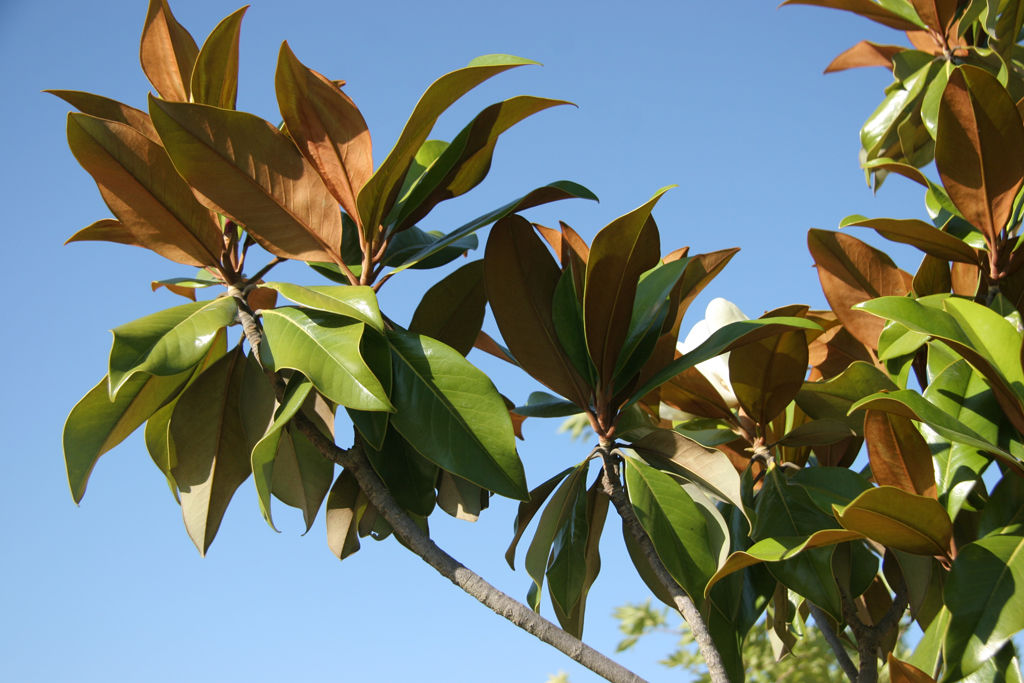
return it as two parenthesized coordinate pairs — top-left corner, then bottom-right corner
(546, 469), (591, 616)
(65, 219), (143, 248)
(863, 409), (937, 498)
(841, 215), (979, 264)
(825, 41), (906, 73)
(261, 307), (392, 412)
(625, 456), (717, 603)
(66, 113), (223, 267)
(140, 0), (198, 102)
(107, 297), (238, 398)
(356, 55), (538, 240)
(190, 6), (246, 109)
(514, 392), (583, 418)
(391, 181), (598, 274)
(437, 471), (487, 521)
(613, 258), (689, 382)
(584, 189), (669, 389)
(780, 0), (925, 30)
(275, 42), (371, 226)
(729, 324), (809, 427)
(325, 469), (363, 561)
(486, 214), (591, 407)
(833, 486), (953, 556)
(808, 229), (909, 351)
(46, 90), (159, 141)
(506, 466), (575, 570)
(525, 463), (589, 607)
(936, 66), (1024, 250)
(550, 478), (609, 639)
(408, 260), (486, 356)
(150, 96), (344, 264)
(387, 330), (527, 501)
(474, 330), (517, 365)
(169, 347), (253, 555)
(796, 360), (899, 434)
(364, 423), (438, 518)
(629, 429), (744, 513)
(773, 419), (856, 448)
(260, 283), (383, 332)
(789, 466), (872, 515)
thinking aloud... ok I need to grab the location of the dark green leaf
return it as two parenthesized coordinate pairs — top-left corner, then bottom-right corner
(408, 260), (486, 356)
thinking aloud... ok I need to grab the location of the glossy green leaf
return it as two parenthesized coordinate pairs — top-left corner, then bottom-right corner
(980, 474), (1024, 538)
(252, 374), (313, 530)
(772, 419), (857, 448)
(107, 297), (237, 398)
(878, 320), (929, 360)
(513, 392), (583, 418)
(485, 214), (591, 408)
(789, 466), (873, 515)
(275, 42), (371, 226)
(149, 96), (344, 263)
(64, 368), (193, 504)
(260, 282), (383, 332)
(364, 423), (438, 518)
(936, 66), (1024, 248)
(629, 429), (744, 514)
(834, 486), (953, 556)
(356, 55), (538, 237)
(613, 259), (689, 379)
(391, 181), (597, 274)
(584, 190), (669, 389)
(550, 478), (609, 639)
(389, 96), (570, 233)
(841, 215), (979, 264)
(261, 307), (392, 411)
(625, 455), (717, 603)
(382, 226), (478, 270)
(66, 113), (223, 267)
(345, 328), (393, 451)
(796, 361), (899, 434)
(552, 266), (597, 386)
(525, 463), (589, 607)
(169, 347), (254, 555)
(944, 532), (1024, 680)
(629, 317), (822, 408)
(546, 468), (591, 616)
(408, 260), (486, 356)
(387, 329), (527, 501)
(751, 468), (845, 619)
(189, 6), (246, 109)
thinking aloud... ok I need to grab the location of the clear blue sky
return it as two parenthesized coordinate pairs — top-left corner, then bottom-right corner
(1, 1), (926, 681)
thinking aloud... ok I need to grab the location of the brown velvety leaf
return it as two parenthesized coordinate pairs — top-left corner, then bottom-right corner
(906, 30), (944, 55)
(908, 0), (958, 35)
(951, 260), (979, 297)
(808, 229), (909, 351)
(509, 411), (526, 440)
(889, 654), (939, 683)
(45, 90), (159, 141)
(485, 215), (590, 407)
(584, 193), (667, 390)
(150, 96), (344, 264)
(473, 330), (517, 365)
(151, 280), (196, 300)
(780, 0), (924, 31)
(825, 41), (905, 73)
(814, 435), (863, 467)
(140, 0), (199, 102)
(913, 254), (952, 297)
(936, 66), (1024, 250)
(190, 6), (247, 110)
(67, 114), (222, 268)
(408, 260), (486, 356)
(65, 219), (144, 248)
(865, 409), (937, 498)
(276, 42), (372, 230)
(246, 285), (277, 313)
(660, 365), (734, 421)
(533, 223), (562, 260)
(729, 325), (810, 427)
(169, 347), (253, 555)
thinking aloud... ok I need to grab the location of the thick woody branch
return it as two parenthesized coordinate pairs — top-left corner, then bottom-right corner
(596, 444), (731, 683)
(230, 297), (648, 683)
(838, 576), (909, 683)
(292, 415), (649, 683)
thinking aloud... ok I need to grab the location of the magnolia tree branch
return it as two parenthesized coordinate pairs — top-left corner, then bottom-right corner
(596, 444), (732, 683)
(229, 293), (649, 683)
(839, 576), (909, 683)
(808, 602), (858, 683)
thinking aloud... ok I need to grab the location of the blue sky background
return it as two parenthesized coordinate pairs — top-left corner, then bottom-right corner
(1, 1), (930, 681)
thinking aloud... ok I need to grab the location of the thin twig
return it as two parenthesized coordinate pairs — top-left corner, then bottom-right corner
(246, 257), (285, 286)
(808, 602), (858, 683)
(596, 443), (732, 683)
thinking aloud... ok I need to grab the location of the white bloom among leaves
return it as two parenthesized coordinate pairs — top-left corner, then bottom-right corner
(661, 298), (748, 421)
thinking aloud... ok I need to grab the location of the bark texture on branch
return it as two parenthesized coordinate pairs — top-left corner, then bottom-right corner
(809, 602), (859, 683)
(596, 445), (732, 683)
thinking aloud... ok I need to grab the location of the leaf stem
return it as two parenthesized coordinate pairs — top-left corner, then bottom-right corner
(595, 443), (731, 683)
(246, 257), (285, 286)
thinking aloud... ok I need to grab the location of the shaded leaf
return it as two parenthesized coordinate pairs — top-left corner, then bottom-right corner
(842, 215), (979, 264)
(796, 360), (899, 435)
(437, 471), (486, 521)
(773, 419), (857, 447)
(729, 325), (809, 427)
(514, 392), (583, 418)
(382, 225), (478, 270)
(789, 466), (873, 514)
(506, 466), (575, 570)
(546, 469), (591, 615)
(408, 260), (486, 356)
(325, 469), (362, 561)
(551, 478), (609, 639)
(46, 90), (159, 141)
(365, 423), (438, 518)
(864, 409), (937, 497)
(525, 463), (589, 608)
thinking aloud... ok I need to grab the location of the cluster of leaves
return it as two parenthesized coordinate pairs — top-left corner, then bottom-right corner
(59, 1), (1024, 683)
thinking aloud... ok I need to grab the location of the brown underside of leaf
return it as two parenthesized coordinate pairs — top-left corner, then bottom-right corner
(140, 0), (198, 102)
(865, 409), (937, 498)
(825, 41), (905, 73)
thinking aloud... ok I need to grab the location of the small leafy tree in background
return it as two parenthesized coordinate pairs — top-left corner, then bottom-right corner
(56, 0), (1024, 682)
